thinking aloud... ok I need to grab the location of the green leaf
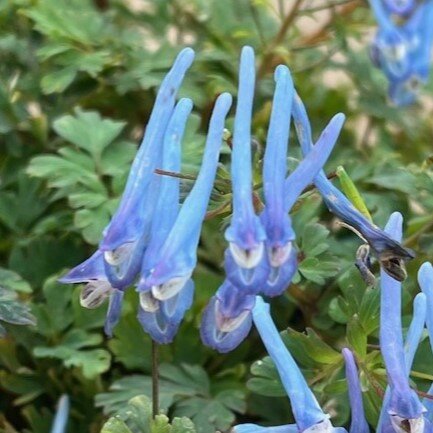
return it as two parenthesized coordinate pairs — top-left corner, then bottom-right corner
(33, 345), (111, 379)
(53, 109), (126, 159)
(347, 314), (367, 359)
(171, 417), (196, 433)
(247, 356), (286, 397)
(40, 66), (77, 94)
(0, 268), (32, 293)
(101, 417), (133, 433)
(282, 328), (341, 367)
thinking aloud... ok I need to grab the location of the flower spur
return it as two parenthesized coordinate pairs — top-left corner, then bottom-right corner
(292, 93), (414, 282)
(137, 92), (232, 343)
(417, 262), (433, 426)
(234, 296), (346, 433)
(342, 348), (369, 433)
(224, 47), (344, 295)
(60, 48), (196, 336)
(377, 212), (426, 433)
(201, 49), (344, 353)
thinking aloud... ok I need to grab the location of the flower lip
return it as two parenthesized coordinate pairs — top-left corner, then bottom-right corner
(151, 274), (191, 301)
(389, 413), (425, 433)
(267, 242), (293, 268)
(229, 241), (264, 269)
(215, 299), (251, 333)
(139, 291), (159, 313)
(103, 242), (136, 266)
(80, 281), (113, 309)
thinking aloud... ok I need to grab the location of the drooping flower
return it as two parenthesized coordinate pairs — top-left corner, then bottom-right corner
(377, 291), (427, 433)
(223, 46), (268, 291)
(342, 348), (369, 433)
(61, 46), (232, 342)
(234, 296), (345, 433)
(417, 262), (433, 424)
(200, 280), (255, 353)
(201, 48), (345, 353)
(292, 94), (415, 281)
(136, 92), (232, 343)
(378, 212), (426, 433)
(369, 0), (433, 105)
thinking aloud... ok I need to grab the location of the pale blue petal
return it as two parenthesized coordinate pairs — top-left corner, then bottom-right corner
(342, 348), (369, 433)
(139, 93), (232, 289)
(101, 48), (195, 251)
(58, 250), (106, 283)
(50, 395), (70, 433)
(261, 65), (294, 243)
(284, 113), (345, 212)
(142, 98), (193, 273)
(200, 285), (254, 353)
(252, 297), (328, 431)
(223, 248), (270, 294)
(234, 424), (298, 433)
(380, 213), (425, 421)
(225, 46), (266, 251)
(261, 246), (297, 297)
(104, 289), (124, 337)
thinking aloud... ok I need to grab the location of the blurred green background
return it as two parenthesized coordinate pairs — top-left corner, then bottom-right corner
(1, 0), (433, 432)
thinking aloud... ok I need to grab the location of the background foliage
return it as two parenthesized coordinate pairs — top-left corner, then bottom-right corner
(1, 0), (433, 432)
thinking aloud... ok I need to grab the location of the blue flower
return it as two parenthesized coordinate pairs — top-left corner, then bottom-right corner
(369, 0), (433, 105)
(417, 262), (433, 424)
(292, 94), (414, 281)
(201, 48), (345, 353)
(223, 46), (268, 290)
(378, 212), (426, 433)
(200, 280), (255, 353)
(60, 48), (195, 335)
(60, 48), (232, 342)
(136, 92), (232, 343)
(342, 348), (369, 433)
(234, 296), (345, 433)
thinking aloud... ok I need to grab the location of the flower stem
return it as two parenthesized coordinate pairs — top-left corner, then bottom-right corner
(151, 340), (159, 418)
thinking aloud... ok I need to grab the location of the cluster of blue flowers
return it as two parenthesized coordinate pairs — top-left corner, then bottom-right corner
(369, 0), (433, 105)
(232, 214), (433, 433)
(59, 46), (431, 431)
(60, 46), (414, 346)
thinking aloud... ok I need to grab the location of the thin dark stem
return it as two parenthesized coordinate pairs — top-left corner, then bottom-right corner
(258, 0), (304, 78)
(152, 340), (159, 418)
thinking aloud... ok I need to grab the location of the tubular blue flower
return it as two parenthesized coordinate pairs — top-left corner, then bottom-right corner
(342, 348), (369, 433)
(200, 280), (255, 353)
(379, 212), (426, 433)
(417, 262), (433, 424)
(233, 296), (344, 433)
(223, 46), (267, 290)
(100, 47), (195, 288)
(261, 109), (345, 297)
(59, 48), (195, 336)
(292, 94), (414, 281)
(225, 49), (344, 295)
(201, 57), (345, 352)
(369, 0), (433, 105)
(137, 92), (232, 343)
(377, 290), (427, 433)
(50, 395), (69, 433)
